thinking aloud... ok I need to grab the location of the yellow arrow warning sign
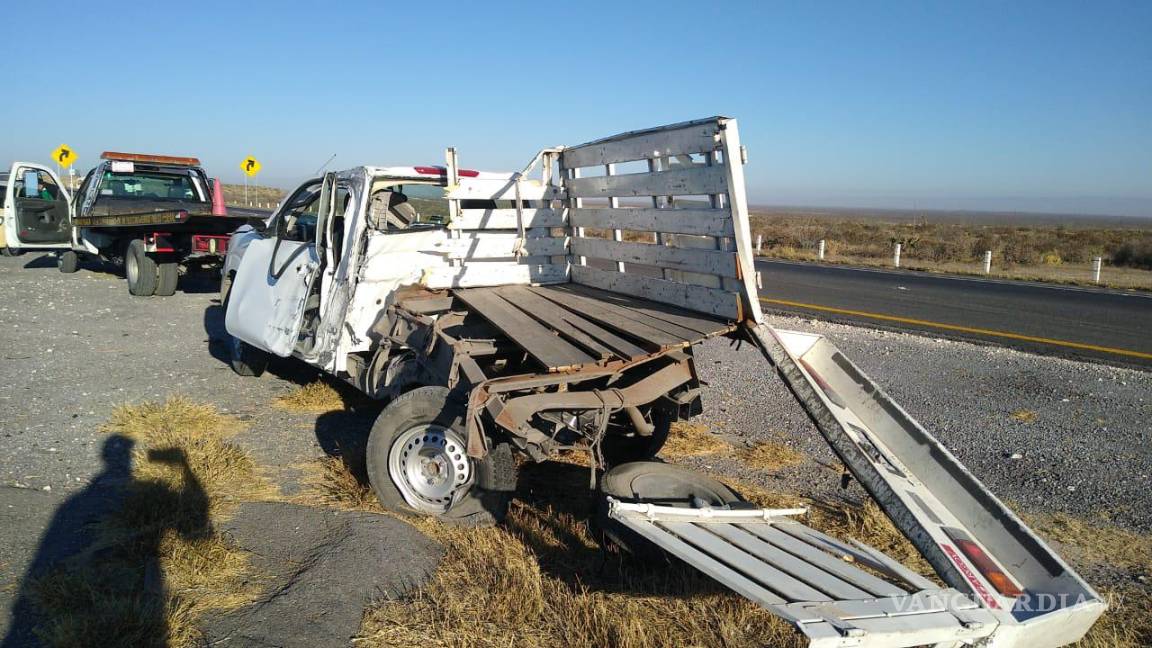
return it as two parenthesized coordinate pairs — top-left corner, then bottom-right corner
(240, 156), (261, 177)
(52, 144), (76, 168)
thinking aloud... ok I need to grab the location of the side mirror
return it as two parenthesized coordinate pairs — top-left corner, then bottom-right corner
(248, 218), (269, 233)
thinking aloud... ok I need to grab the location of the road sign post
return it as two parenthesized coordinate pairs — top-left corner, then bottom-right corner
(52, 145), (77, 187)
(240, 156), (262, 206)
(1092, 257), (1102, 284)
(893, 242), (902, 268)
(983, 250), (992, 274)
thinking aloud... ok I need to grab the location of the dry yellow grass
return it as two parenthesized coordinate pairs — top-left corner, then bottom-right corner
(1010, 409), (1038, 423)
(274, 380), (350, 414)
(1026, 511), (1152, 572)
(28, 397), (276, 648)
(295, 455), (379, 511)
(659, 422), (730, 458)
(737, 441), (805, 471)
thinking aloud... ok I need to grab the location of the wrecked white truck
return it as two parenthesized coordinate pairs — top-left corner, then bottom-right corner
(221, 117), (1105, 647)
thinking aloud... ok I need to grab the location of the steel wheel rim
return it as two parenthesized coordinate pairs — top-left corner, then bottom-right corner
(388, 423), (473, 514)
(126, 252), (139, 285)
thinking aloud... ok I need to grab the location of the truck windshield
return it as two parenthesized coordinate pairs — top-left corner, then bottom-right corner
(99, 171), (200, 201)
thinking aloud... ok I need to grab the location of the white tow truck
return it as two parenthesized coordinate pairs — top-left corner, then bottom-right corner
(221, 117), (1105, 647)
(1, 153), (248, 296)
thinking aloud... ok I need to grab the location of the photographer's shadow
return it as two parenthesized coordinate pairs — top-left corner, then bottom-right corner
(1, 437), (210, 648)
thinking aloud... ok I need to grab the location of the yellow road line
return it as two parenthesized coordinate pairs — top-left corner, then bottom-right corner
(759, 297), (1152, 360)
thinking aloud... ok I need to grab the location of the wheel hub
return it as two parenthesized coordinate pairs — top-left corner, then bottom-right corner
(388, 424), (473, 514)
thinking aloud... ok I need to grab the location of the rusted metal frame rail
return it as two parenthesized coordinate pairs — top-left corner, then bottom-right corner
(457, 343), (696, 459)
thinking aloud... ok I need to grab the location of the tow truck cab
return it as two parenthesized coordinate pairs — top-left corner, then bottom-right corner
(4, 152), (246, 296)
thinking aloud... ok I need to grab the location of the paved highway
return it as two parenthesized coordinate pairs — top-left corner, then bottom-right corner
(756, 259), (1152, 367)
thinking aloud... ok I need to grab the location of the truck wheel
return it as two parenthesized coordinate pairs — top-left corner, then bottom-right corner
(1, 247), (22, 257)
(229, 336), (270, 377)
(155, 262), (179, 296)
(600, 409), (672, 466)
(221, 288), (270, 377)
(366, 386), (516, 526)
(597, 462), (746, 562)
(58, 250), (79, 274)
(125, 239), (158, 296)
(219, 273), (233, 304)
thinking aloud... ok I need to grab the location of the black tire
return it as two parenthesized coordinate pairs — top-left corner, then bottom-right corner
(125, 239), (158, 296)
(155, 261), (179, 296)
(597, 462), (745, 561)
(57, 250), (79, 274)
(221, 286), (270, 377)
(1, 247), (22, 257)
(599, 409), (673, 466)
(366, 386), (516, 526)
(219, 273), (233, 304)
(228, 336), (270, 377)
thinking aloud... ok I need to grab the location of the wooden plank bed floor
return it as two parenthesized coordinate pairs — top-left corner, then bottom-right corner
(453, 284), (736, 372)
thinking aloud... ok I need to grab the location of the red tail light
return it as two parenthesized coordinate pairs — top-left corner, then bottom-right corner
(414, 165), (479, 178)
(948, 535), (1023, 597)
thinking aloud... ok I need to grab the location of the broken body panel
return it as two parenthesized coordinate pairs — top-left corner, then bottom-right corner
(222, 117), (1103, 646)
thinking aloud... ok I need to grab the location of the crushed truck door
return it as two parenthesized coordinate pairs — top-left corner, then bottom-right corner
(3, 162), (72, 250)
(225, 173), (334, 356)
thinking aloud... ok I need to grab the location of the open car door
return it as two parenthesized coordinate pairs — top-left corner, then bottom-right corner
(3, 163), (72, 250)
(225, 173), (335, 356)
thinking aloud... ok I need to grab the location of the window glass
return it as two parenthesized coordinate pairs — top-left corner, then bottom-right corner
(279, 181), (323, 243)
(99, 170), (197, 201)
(398, 184), (449, 224)
(14, 170), (60, 200)
(368, 183), (449, 231)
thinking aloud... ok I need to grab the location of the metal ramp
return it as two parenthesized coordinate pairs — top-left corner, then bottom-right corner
(607, 500), (998, 647)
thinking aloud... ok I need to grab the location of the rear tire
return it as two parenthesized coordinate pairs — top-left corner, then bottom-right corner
(1, 247), (22, 257)
(125, 239), (158, 296)
(366, 386), (516, 526)
(155, 261), (178, 296)
(57, 250), (79, 274)
(597, 461), (745, 561)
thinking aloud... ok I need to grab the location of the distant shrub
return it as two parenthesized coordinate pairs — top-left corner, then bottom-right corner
(1112, 242), (1152, 270)
(1041, 251), (1063, 266)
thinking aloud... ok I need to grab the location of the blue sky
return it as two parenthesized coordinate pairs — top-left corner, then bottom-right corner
(2, 0), (1149, 216)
